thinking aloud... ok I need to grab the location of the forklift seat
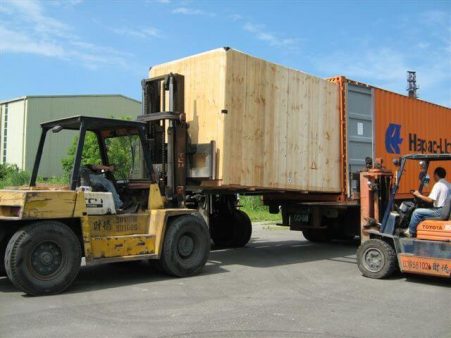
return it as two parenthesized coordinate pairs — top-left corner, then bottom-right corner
(417, 197), (451, 241)
(424, 197), (451, 221)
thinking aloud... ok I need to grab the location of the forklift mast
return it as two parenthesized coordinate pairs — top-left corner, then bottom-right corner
(139, 73), (187, 206)
(359, 158), (393, 241)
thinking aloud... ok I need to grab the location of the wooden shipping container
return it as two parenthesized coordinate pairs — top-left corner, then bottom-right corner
(149, 48), (341, 192)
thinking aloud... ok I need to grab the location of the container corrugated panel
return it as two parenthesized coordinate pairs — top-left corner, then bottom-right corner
(373, 89), (451, 198)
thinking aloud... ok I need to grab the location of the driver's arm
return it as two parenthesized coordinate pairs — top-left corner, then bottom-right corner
(413, 183), (439, 204)
(413, 191), (434, 204)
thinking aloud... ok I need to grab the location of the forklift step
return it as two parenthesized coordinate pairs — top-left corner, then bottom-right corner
(90, 234), (157, 259)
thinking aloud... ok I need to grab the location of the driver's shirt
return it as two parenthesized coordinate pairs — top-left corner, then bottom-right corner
(428, 178), (450, 208)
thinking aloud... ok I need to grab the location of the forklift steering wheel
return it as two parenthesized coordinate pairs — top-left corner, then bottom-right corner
(410, 189), (421, 205)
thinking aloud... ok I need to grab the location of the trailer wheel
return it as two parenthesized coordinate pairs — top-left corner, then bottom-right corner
(231, 210), (252, 247)
(160, 215), (210, 277)
(209, 213), (233, 247)
(4, 221), (81, 296)
(0, 241), (7, 277)
(210, 210), (252, 248)
(302, 229), (331, 242)
(357, 239), (397, 279)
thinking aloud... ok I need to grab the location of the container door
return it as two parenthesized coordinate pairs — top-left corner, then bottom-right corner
(347, 83), (374, 197)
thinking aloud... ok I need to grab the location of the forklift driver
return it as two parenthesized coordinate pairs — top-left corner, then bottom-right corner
(80, 164), (124, 210)
(405, 167), (450, 237)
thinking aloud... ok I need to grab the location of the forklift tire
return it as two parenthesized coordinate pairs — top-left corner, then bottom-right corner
(302, 229), (331, 242)
(357, 239), (397, 279)
(4, 221), (82, 296)
(160, 215), (210, 277)
(210, 210), (252, 248)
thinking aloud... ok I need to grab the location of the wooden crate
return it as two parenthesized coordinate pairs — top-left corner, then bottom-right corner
(149, 48), (341, 192)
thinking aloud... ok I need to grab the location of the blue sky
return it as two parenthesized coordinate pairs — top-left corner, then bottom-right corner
(1, 0), (450, 106)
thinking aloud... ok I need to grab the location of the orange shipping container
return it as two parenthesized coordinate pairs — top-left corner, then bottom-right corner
(335, 77), (451, 200)
(374, 88), (451, 198)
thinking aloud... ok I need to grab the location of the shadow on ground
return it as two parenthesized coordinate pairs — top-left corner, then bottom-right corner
(0, 237), (448, 295)
(0, 238), (358, 295)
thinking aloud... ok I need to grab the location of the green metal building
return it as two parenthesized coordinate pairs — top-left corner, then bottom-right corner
(0, 95), (141, 178)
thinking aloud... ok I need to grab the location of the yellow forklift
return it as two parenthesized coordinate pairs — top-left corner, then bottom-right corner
(0, 112), (211, 296)
(357, 154), (451, 279)
(0, 73), (253, 296)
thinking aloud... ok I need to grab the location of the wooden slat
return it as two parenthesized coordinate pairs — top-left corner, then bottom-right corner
(149, 48), (341, 193)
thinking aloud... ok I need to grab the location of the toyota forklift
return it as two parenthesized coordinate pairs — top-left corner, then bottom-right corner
(357, 153), (451, 279)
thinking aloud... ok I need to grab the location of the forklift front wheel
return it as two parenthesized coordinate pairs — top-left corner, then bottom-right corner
(357, 239), (397, 279)
(160, 215), (210, 277)
(4, 221), (82, 296)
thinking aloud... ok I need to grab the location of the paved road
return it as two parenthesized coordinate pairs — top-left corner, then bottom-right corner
(0, 223), (449, 338)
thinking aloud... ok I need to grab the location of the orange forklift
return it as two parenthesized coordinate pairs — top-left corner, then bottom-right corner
(357, 153), (450, 279)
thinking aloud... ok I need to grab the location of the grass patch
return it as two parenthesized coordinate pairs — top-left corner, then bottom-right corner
(239, 195), (281, 223)
(0, 165), (280, 224)
(0, 164), (68, 189)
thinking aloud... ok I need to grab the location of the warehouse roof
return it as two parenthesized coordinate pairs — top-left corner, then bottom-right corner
(0, 94), (141, 105)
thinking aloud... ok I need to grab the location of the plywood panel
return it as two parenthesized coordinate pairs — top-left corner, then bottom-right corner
(150, 49), (227, 179)
(149, 48), (341, 193)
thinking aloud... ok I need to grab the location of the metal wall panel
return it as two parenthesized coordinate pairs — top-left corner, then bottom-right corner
(346, 83), (374, 195)
(0, 100), (26, 168)
(25, 96), (142, 177)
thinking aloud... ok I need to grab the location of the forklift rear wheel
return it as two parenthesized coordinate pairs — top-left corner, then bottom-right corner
(302, 229), (331, 242)
(4, 221), (82, 296)
(357, 239), (397, 279)
(210, 209), (252, 248)
(160, 215), (210, 277)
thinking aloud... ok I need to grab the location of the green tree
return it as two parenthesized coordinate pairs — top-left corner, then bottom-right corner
(61, 132), (137, 180)
(61, 132), (101, 177)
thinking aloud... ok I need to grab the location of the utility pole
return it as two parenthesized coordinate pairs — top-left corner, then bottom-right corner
(407, 71), (419, 99)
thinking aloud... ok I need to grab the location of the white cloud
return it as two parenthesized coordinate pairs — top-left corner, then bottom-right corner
(243, 22), (298, 49)
(111, 26), (161, 39)
(49, 0), (84, 6)
(0, 26), (65, 57)
(229, 14), (243, 22)
(314, 48), (409, 89)
(4, 0), (70, 37)
(312, 42), (451, 106)
(0, 0), (131, 69)
(172, 7), (215, 16)
(421, 9), (449, 26)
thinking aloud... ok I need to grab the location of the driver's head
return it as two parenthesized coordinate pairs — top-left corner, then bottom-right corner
(433, 167), (446, 182)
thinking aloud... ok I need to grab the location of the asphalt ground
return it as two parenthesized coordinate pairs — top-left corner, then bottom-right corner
(0, 223), (449, 338)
